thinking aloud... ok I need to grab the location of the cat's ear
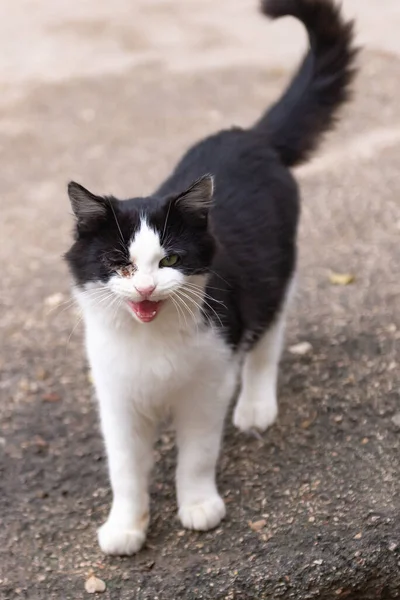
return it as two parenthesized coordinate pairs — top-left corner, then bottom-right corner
(174, 175), (214, 220)
(68, 182), (107, 226)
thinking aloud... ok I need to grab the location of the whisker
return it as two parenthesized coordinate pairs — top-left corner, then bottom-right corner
(209, 269), (232, 287)
(185, 281), (227, 293)
(171, 292), (189, 329)
(176, 288), (217, 332)
(180, 286), (224, 328)
(161, 199), (172, 244)
(46, 298), (77, 317)
(47, 286), (112, 318)
(66, 313), (84, 346)
(170, 295), (183, 328)
(179, 292), (215, 331)
(107, 198), (125, 248)
(97, 292), (118, 307)
(111, 295), (124, 322)
(174, 290), (199, 333)
(183, 282), (227, 307)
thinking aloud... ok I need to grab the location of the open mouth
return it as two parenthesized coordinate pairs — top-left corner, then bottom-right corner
(127, 299), (164, 323)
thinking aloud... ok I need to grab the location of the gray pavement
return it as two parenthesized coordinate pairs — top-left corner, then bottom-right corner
(0, 1), (399, 598)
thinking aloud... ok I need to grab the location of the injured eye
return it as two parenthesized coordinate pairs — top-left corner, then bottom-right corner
(118, 264), (136, 277)
(159, 254), (180, 268)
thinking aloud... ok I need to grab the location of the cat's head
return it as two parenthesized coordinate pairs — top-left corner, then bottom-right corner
(65, 176), (215, 324)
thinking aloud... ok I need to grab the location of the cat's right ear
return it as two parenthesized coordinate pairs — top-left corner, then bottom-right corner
(68, 182), (107, 228)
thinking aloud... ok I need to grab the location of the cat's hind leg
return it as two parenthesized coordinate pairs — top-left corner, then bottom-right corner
(233, 305), (287, 433)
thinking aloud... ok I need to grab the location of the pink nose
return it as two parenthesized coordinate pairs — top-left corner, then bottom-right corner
(135, 285), (156, 298)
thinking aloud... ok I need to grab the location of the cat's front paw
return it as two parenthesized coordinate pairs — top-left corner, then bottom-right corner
(179, 495), (226, 531)
(233, 395), (278, 432)
(98, 520), (146, 556)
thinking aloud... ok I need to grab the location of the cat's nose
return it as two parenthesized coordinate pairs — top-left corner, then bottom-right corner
(135, 284), (156, 298)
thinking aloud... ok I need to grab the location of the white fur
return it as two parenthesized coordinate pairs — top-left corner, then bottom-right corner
(76, 222), (293, 555)
(233, 315), (284, 432)
(233, 278), (295, 432)
(107, 220), (186, 323)
(76, 221), (238, 555)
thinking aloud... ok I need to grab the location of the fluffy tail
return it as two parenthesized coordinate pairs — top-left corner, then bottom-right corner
(255, 0), (358, 167)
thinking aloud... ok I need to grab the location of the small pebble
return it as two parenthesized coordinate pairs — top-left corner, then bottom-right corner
(249, 519), (267, 532)
(289, 341), (313, 355)
(44, 292), (65, 308)
(84, 575), (106, 594)
(391, 413), (400, 427)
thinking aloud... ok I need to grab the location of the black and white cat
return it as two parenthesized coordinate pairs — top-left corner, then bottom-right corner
(65, 0), (356, 555)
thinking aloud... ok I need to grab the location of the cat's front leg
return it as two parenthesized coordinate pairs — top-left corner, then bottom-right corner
(95, 382), (156, 556)
(174, 368), (236, 531)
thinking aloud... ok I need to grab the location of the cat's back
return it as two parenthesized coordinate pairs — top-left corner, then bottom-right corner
(158, 127), (298, 233)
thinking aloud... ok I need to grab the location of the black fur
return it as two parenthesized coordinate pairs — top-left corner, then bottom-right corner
(65, 0), (356, 350)
(257, 0), (357, 167)
(66, 177), (216, 285)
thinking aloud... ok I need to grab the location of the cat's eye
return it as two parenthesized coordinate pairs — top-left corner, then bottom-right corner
(159, 254), (180, 268)
(118, 264), (136, 277)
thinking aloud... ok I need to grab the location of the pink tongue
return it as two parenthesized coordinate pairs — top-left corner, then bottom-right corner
(128, 300), (162, 322)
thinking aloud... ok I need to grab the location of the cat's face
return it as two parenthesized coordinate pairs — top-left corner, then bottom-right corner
(65, 176), (215, 324)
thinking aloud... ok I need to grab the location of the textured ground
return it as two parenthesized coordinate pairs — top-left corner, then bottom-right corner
(0, 1), (399, 598)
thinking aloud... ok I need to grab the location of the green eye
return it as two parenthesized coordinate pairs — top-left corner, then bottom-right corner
(160, 254), (180, 268)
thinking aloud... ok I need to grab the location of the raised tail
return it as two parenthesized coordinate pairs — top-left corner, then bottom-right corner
(255, 0), (358, 167)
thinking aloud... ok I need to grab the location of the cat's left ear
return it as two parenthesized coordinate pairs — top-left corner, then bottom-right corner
(68, 181), (107, 228)
(174, 175), (214, 220)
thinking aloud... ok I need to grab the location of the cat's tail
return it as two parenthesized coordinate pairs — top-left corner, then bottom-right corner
(254, 0), (357, 167)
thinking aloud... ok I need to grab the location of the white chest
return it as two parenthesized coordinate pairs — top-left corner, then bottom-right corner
(83, 309), (232, 410)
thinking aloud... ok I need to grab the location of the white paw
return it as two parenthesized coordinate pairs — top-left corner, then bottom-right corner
(98, 520), (146, 556)
(233, 395), (278, 432)
(179, 495), (226, 531)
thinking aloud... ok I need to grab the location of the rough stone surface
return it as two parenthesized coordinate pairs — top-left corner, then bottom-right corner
(0, 1), (399, 599)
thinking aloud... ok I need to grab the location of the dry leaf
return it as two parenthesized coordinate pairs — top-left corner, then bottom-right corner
(36, 368), (49, 381)
(22, 435), (48, 450)
(329, 272), (355, 286)
(42, 392), (61, 403)
(300, 413), (317, 429)
(85, 575), (106, 594)
(289, 341), (313, 355)
(34, 436), (48, 448)
(249, 519), (267, 532)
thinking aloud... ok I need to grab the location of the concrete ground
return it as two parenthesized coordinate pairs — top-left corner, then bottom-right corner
(1, 1), (399, 598)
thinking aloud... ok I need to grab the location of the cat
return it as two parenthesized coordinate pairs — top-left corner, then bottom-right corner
(65, 0), (356, 555)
